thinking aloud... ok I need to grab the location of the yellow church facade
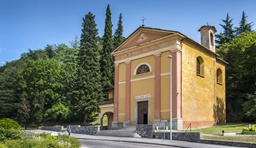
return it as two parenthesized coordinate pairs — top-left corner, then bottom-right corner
(99, 25), (226, 130)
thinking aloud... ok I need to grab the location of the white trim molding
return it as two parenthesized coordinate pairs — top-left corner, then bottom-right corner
(118, 81), (126, 84)
(160, 72), (170, 76)
(134, 94), (152, 100)
(133, 62), (152, 76)
(131, 75), (155, 82)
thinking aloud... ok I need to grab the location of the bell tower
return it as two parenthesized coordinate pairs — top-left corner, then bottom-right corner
(198, 25), (217, 52)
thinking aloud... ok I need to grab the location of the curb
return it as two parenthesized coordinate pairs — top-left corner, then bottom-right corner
(76, 137), (187, 148)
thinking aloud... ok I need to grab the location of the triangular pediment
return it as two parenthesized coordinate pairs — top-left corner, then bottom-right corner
(112, 26), (179, 54)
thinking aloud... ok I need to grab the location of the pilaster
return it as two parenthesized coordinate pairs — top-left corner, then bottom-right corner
(125, 60), (131, 122)
(114, 63), (119, 122)
(171, 51), (182, 119)
(154, 52), (161, 121)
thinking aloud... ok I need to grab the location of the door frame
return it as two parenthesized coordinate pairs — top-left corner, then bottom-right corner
(135, 99), (150, 124)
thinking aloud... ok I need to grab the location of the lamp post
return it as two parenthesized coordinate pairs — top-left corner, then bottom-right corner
(167, 55), (172, 140)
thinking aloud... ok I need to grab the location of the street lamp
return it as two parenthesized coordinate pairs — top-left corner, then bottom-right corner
(167, 55), (172, 140)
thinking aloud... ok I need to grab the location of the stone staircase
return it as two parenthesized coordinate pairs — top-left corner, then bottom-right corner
(95, 126), (141, 137)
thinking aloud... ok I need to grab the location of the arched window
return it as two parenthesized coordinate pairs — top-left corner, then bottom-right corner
(210, 32), (214, 46)
(217, 68), (222, 84)
(135, 64), (151, 75)
(196, 56), (204, 76)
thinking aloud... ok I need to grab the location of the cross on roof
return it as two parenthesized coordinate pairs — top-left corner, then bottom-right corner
(141, 16), (146, 26)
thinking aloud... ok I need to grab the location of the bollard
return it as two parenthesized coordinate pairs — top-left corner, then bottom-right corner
(222, 130), (224, 136)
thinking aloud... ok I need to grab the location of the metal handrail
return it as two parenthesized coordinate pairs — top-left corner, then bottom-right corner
(185, 123), (191, 133)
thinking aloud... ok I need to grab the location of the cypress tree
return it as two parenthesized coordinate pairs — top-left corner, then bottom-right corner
(72, 12), (103, 124)
(235, 11), (254, 36)
(100, 4), (114, 93)
(215, 13), (235, 47)
(113, 13), (125, 48)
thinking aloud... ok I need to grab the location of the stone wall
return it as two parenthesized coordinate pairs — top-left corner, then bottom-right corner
(112, 122), (124, 130)
(136, 124), (153, 138)
(72, 126), (100, 135)
(136, 124), (200, 142)
(154, 132), (201, 142)
(41, 126), (63, 131)
(41, 125), (100, 135)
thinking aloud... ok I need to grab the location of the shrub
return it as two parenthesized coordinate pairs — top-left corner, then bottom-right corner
(0, 128), (24, 143)
(0, 118), (24, 143)
(0, 118), (21, 130)
(242, 125), (256, 135)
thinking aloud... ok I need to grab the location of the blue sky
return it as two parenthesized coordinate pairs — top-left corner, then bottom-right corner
(0, 0), (255, 66)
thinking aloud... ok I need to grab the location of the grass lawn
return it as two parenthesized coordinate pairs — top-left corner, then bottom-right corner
(203, 135), (256, 143)
(188, 123), (251, 134)
(186, 123), (256, 143)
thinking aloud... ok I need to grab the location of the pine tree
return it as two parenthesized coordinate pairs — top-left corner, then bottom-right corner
(235, 11), (254, 36)
(113, 13), (125, 48)
(215, 13), (236, 47)
(72, 12), (103, 124)
(100, 4), (114, 93)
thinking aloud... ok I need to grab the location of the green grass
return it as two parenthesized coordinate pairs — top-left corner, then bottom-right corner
(203, 135), (256, 143)
(187, 123), (256, 143)
(187, 123), (252, 134)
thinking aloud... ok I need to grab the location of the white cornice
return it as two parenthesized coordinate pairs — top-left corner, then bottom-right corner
(115, 44), (181, 64)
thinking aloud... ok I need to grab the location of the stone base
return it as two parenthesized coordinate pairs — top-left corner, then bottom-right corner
(153, 119), (161, 122)
(123, 120), (131, 128)
(153, 118), (183, 130)
(172, 118), (183, 130)
(112, 121), (123, 130)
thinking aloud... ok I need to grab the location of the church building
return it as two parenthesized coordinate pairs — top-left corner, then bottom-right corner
(98, 25), (226, 130)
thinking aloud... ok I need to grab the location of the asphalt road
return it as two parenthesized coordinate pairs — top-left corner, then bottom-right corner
(79, 139), (176, 148)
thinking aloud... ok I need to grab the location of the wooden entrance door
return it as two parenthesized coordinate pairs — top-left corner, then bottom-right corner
(137, 101), (148, 124)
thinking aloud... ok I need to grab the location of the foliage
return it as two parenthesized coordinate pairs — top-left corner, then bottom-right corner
(235, 11), (254, 36)
(113, 13), (125, 48)
(0, 64), (19, 119)
(16, 58), (64, 127)
(0, 133), (81, 148)
(44, 103), (70, 122)
(241, 125), (256, 135)
(0, 128), (24, 143)
(243, 93), (256, 119)
(0, 118), (21, 130)
(215, 13), (236, 47)
(72, 12), (103, 124)
(217, 32), (256, 121)
(100, 4), (114, 100)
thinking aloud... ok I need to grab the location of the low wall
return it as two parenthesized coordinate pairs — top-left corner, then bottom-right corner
(41, 125), (100, 135)
(72, 126), (100, 135)
(136, 124), (153, 138)
(154, 132), (201, 142)
(136, 124), (200, 142)
(41, 126), (63, 131)
(112, 122), (124, 130)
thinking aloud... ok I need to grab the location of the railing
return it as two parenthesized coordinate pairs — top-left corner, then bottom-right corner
(185, 122), (191, 133)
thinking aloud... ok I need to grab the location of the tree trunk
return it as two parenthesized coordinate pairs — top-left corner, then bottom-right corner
(83, 114), (87, 125)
